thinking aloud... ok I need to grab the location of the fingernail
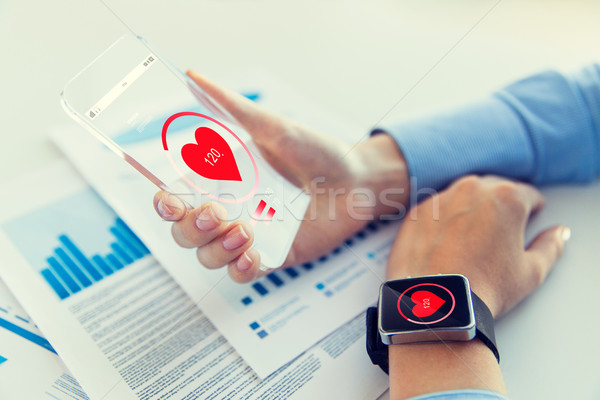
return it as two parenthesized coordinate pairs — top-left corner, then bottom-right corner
(157, 194), (184, 219)
(237, 252), (253, 271)
(560, 226), (572, 242)
(222, 225), (249, 250)
(157, 200), (173, 218)
(196, 207), (219, 231)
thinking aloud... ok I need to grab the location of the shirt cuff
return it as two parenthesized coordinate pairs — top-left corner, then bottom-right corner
(406, 388), (509, 400)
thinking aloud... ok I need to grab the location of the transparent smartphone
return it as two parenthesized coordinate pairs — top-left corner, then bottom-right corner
(61, 34), (310, 270)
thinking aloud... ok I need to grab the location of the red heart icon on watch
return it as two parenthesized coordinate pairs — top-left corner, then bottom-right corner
(411, 290), (445, 318)
(181, 127), (242, 181)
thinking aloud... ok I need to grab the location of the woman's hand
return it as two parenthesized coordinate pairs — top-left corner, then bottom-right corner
(386, 175), (569, 318)
(385, 175), (570, 399)
(154, 71), (409, 283)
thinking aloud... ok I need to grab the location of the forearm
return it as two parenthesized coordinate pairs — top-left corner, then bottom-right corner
(388, 340), (506, 400)
(380, 64), (600, 192)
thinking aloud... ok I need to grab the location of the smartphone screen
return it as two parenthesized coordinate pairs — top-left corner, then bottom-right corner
(61, 34), (310, 269)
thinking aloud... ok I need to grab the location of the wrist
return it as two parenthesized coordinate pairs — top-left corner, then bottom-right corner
(388, 338), (506, 399)
(467, 282), (503, 319)
(354, 133), (410, 219)
(369, 274), (502, 393)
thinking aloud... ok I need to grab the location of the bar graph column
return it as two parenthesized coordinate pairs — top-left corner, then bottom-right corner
(39, 217), (150, 300)
(2, 189), (154, 302)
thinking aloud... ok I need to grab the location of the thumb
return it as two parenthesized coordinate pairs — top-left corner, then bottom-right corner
(524, 225), (571, 290)
(186, 70), (283, 142)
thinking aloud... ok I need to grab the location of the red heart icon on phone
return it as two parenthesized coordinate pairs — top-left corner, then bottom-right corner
(181, 127), (242, 181)
(411, 290), (445, 318)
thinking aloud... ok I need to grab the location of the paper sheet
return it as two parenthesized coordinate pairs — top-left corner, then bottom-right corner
(52, 73), (398, 377)
(0, 279), (88, 400)
(0, 161), (388, 400)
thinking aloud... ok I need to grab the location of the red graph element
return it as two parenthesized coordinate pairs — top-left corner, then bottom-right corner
(264, 207), (276, 225)
(252, 200), (267, 220)
(250, 200), (276, 226)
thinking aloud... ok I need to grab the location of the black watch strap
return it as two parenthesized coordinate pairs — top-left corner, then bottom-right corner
(366, 292), (499, 375)
(366, 307), (389, 374)
(471, 292), (500, 363)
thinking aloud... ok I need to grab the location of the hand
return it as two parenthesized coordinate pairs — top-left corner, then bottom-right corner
(386, 175), (569, 317)
(154, 70), (409, 283)
(385, 175), (570, 399)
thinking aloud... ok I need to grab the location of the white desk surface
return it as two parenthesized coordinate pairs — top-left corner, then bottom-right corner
(1, 1), (599, 399)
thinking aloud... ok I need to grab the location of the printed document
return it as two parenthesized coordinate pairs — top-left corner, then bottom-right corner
(0, 161), (389, 400)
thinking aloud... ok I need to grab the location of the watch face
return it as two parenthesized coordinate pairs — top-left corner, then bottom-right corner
(379, 275), (474, 333)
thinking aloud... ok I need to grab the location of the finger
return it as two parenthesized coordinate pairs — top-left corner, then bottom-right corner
(513, 181), (546, 216)
(153, 191), (187, 221)
(510, 182), (546, 232)
(186, 70), (280, 141)
(227, 248), (261, 283)
(196, 221), (254, 269)
(171, 202), (228, 248)
(524, 225), (571, 290)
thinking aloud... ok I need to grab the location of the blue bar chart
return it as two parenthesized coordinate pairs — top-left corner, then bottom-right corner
(39, 217), (150, 300)
(242, 220), (391, 340)
(239, 221), (386, 308)
(2, 189), (151, 301)
(240, 267), (305, 307)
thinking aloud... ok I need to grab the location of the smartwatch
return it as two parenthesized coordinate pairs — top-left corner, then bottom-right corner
(366, 274), (499, 374)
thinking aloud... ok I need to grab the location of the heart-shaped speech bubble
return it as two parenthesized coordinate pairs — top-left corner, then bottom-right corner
(181, 126), (242, 181)
(411, 290), (446, 318)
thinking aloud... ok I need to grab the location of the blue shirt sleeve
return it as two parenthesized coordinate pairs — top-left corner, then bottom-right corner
(406, 389), (509, 400)
(380, 64), (600, 191)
